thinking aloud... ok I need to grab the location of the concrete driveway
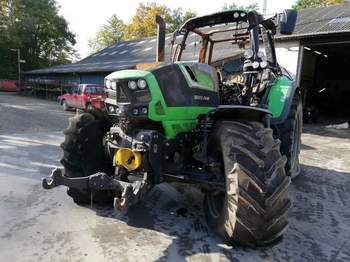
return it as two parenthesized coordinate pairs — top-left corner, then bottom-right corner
(0, 92), (349, 262)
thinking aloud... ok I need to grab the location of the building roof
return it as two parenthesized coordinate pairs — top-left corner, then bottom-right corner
(26, 3), (350, 75)
(277, 3), (350, 40)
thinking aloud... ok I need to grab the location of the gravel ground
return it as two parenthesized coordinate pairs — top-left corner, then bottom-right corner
(0, 92), (350, 262)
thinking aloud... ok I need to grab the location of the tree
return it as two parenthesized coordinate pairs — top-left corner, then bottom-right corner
(293, 0), (345, 10)
(123, 3), (169, 40)
(122, 3), (196, 40)
(88, 14), (126, 53)
(0, 0), (77, 79)
(166, 8), (197, 33)
(222, 2), (259, 11)
(87, 3), (196, 52)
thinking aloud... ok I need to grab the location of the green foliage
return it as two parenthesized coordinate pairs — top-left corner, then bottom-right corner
(293, 0), (345, 10)
(88, 15), (126, 53)
(165, 8), (197, 33)
(88, 3), (196, 53)
(123, 3), (196, 40)
(222, 2), (259, 11)
(0, 0), (77, 79)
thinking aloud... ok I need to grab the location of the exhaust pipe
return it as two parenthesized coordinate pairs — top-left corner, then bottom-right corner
(156, 15), (165, 62)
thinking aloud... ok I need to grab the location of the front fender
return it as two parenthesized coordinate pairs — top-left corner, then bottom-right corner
(268, 77), (299, 125)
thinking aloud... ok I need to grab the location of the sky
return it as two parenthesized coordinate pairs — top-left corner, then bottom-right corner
(58, 0), (297, 58)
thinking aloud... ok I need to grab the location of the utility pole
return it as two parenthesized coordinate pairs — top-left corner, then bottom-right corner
(10, 48), (25, 88)
(263, 0), (267, 16)
(17, 49), (20, 87)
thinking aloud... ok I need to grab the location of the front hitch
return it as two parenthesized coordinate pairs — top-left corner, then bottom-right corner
(42, 168), (147, 211)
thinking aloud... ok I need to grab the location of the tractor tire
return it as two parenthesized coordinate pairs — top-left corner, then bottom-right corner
(204, 121), (291, 246)
(60, 109), (114, 204)
(276, 94), (303, 178)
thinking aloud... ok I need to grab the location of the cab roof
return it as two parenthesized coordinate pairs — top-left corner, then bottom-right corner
(179, 10), (249, 31)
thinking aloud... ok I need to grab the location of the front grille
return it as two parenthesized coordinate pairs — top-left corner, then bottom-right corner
(116, 82), (129, 103)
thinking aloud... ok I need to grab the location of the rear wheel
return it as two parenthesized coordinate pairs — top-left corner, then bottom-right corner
(204, 121), (291, 246)
(60, 109), (114, 204)
(276, 94), (303, 178)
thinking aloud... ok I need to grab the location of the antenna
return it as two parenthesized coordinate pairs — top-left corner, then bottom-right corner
(263, 0), (267, 16)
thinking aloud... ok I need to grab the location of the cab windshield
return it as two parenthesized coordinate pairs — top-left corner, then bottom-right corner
(171, 10), (275, 67)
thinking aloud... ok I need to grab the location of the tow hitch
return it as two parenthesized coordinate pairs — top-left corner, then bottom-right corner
(42, 168), (147, 211)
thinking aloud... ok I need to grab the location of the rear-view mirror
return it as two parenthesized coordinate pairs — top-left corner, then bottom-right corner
(279, 9), (297, 35)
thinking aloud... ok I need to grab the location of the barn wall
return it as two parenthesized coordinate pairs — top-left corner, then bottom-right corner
(80, 74), (106, 84)
(275, 40), (300, 76)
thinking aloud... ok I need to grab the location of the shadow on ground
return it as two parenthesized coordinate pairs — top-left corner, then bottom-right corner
(303, 124), (350, 140)
(79, 164), (350, 261)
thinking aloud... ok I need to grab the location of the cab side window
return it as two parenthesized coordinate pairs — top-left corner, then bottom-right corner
(77, 86), (83, 95)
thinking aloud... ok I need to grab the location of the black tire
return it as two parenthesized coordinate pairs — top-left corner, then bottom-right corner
(60, 109), (114, 204)
(62, 100), (69, 111)
(276, 94), (303, 178)
(204, 121), (291, 246)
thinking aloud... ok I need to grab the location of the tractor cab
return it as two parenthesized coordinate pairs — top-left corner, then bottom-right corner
(170, 10), (297, 106)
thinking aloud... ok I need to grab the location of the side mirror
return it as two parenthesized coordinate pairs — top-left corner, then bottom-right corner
(279, 9), (297, 35)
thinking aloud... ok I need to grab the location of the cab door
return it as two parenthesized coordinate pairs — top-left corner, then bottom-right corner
(67, 86), (78, 107)
(76, 85), (85, 108)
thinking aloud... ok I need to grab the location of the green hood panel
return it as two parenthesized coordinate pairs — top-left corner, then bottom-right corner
(146, 72), (215, 139)
(268, 76), (293, 118)
(106, 69), (151, 80)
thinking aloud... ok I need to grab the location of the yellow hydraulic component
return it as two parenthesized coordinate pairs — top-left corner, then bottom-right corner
(115, 148), (142, 171)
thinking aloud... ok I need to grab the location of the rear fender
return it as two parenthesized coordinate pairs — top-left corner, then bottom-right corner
(268, 78), (299, 125)
(211, 105), (271, 124)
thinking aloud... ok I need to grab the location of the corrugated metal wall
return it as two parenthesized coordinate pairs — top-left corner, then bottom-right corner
(80, 74), (106, 84)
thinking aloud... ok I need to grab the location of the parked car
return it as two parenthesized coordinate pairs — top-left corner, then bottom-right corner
(59, 84), (106, 111)
(0, 80), (18, 92)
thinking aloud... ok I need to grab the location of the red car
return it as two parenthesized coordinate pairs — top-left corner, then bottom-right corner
(60, 84), (106, 111)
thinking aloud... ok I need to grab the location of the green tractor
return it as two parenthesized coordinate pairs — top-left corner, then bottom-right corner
(43, 9), (302, 246)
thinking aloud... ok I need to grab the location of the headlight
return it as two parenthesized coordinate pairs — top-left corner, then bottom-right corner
(106, 79), (112, 89)
(252, 61), (260, 69)
(111, 81), (117, 90)
(244, 49), (254, 59)
(141, 107), (148, 114)
(128, 80), (137, 90)
(108, 105), (115, 113)
(137, 79), (147, 89)
(233, 12), (239, 18)
(260, 61), (268, 69)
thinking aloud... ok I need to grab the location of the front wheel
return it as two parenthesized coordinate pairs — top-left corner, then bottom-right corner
(204, 121), (291, 246)
(62, 100), (70, 111)
(60, 109), (114, 204)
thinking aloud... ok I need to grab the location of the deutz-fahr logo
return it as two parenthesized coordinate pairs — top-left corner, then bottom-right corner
(194, 95), (210, 101)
